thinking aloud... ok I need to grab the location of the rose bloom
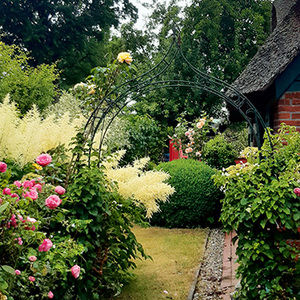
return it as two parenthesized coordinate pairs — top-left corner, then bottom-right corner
(29, 256), (37, 262)
(3, 188), (11, 195)
(0, 162), (7, 173)
(117, 52), (132, 64)
(17, 237), (23, 245)
(36, 154), (52, 167)
(55, 186), (66, 195)
(23, 180), (34, 189)
(28, 276), (35, 282)
(14, 181), (22, 188)
(28, 189), (38, 200)
(15, 270), (21, 275)
(294, 187), (300, 197)
(48, 291), (54, 299)
(45, 195), (62, 209)
(71, 265), (80, 278)
(39, 239), (53, 252)
(34, 183), (42, 192)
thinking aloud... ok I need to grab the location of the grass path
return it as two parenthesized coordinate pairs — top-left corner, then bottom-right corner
(117, 226), (209, 300)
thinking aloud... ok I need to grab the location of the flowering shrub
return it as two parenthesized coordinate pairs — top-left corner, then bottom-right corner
(0, 156), (84, 299)
(170, 113), (216, 159)
(0, 96), (85, 166)
(214, 124), (300, 299)
(102, 150), (175, 218)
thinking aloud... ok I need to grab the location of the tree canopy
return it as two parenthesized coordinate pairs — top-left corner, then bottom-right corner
(0, 0), (137, 85)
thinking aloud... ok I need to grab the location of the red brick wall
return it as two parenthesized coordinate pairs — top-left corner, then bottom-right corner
(274, 92), (300, 132)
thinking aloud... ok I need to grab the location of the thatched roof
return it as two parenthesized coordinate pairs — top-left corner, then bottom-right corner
(231, 0), (300, 95)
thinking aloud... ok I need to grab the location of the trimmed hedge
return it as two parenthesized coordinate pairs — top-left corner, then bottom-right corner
(202, 135), (236, 169)
(151, 159), (223, 228)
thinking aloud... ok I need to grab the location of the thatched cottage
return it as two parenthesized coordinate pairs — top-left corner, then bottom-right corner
(231, 0), (300, 132)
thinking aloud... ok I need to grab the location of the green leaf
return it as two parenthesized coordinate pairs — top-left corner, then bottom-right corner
(293, 212), (300, 221)
(0, 202), (9, 214)
(2, 265), (15, 275)
(0, 279), (8, 290)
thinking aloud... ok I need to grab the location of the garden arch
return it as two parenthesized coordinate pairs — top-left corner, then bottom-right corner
(83, 29), (271, 164)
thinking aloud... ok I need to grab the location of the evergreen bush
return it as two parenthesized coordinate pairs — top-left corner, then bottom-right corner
(151, 159), (223, 228)
(202, 135), (236, 169)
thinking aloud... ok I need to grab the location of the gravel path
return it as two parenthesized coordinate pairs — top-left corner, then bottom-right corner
(193, 228), (225, 300)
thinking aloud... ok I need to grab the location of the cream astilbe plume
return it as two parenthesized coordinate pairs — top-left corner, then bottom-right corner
(0, 96), (20, 160)
(0, 96), (85, 166)
(103, 152), (175, 218)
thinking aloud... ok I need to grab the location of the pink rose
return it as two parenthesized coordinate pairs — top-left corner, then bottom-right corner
(38, 239), (53, 252)
(34, 184), (42, 192)
(17, 237), (23, 245)
(10, 214), (18, 227)
(0, 162), (7, 173)
(23, 180), (34, 189)
(55, 186), (66, 195)
(48, 291), (54, 299)
(11, 193), (20, 202)
(18, 214), (23, 222)
(71, 265), (80, 278)
(0, 198), (2, 204)
(36, 154), (52, 167)
(45, 195), (62, 209)
(3, 188), (11, 195)
(15, 269), (21, 275)
(28, 189), (38, 200)
(28, 276), (35, 282)
(14, 181), (22, 188)
(29, 256), (37, 262)
(26, 217), (37, 223)
(294, 187), (300, 197)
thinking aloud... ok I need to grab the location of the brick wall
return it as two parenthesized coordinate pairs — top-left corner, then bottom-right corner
(274, 92), (300, 132)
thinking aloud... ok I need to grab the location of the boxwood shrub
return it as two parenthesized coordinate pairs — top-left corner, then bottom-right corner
(151, 159), (223, 228)
(202, 135), (236, 169)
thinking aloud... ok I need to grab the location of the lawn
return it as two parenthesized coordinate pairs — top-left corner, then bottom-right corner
(116, 226), (209, 300)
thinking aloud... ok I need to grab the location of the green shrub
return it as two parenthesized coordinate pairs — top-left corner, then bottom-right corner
(213, 124), (300, 299)
(202, 135), (237, 169)
(151, 159), (223, 228)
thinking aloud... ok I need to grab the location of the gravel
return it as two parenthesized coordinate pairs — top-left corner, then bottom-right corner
(192, 228), (225, 300)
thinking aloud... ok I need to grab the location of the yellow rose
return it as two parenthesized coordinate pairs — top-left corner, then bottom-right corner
(32, 163), (42, 171)
(117, 52), (132, 64)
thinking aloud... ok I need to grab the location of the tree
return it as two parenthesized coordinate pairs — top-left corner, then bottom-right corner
(0, 0), (138, 85)
(0, 42), (59, 114)
(122, 0), (272, 127)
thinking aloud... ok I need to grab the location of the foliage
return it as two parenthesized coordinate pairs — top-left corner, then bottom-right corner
(202, 135), (237, 169)
(0, 157), (83, 300)
(152, 159), (223, 228)
(0, 0), (138, 85)
(125, 0), (272, 127)
(0, 42), (59, 114)
(102, 151), (175, 218)
(121, 114), (166, 164)
(170, 113), (216, 159)
(61, 154), (149, 299)
(213, 124), (300, 299)
(0, 96), (84, 166)
(222, 122), (249, 156)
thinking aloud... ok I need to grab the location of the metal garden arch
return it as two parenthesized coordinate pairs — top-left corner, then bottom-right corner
(83, 28), (272, 165)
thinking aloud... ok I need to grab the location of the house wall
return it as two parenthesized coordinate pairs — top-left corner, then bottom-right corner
(274, 91), (300, 132)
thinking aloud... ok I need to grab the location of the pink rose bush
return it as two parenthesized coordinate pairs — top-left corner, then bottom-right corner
(55, 186), (65, 195)
(45, 195), (62, 209)
(38, 239), (53, 252)
(0, 154), (86, 299)
(36, 154), (52, 166)
(0, 162), (7, 173)
(71, 265), (80, 278)
(293, 187), (300, 197)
